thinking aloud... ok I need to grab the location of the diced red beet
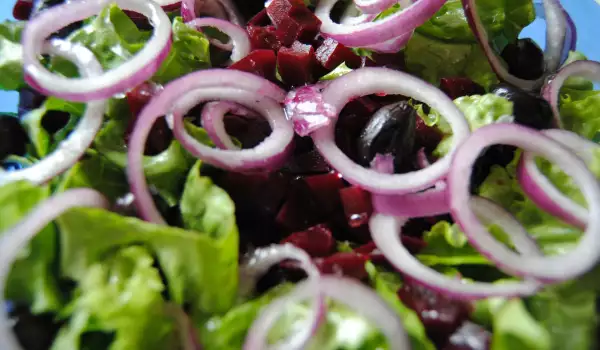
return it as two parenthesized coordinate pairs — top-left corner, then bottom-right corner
(442, 322), (491, 350)
(304, 172), (344, 214)
(415, 116), (444, 152)
(13, 0), (33, 20)
(248, 8), (272, 27)
(275, 177), (322, 231)
(370, 51), (407, 71)
(247, 25), (283, 51)
(275, 6), (322, 46)
(266, 0), (305, 27)
(339, 186), (373, 228)
(283, 149), (332, 174)
(439, 78), (485, 100)
(316, 252), (370, 280)
(281, 224), (336, 257)
(315, 38), (362, 70)
(398, 282), (472, 346)
(125, 81), (161, 118)
(353, 241), (386, 263)
(229, 49), (277, 82)
(277, 41), (319, 86)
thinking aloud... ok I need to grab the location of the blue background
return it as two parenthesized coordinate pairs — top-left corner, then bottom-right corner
(1, 0), (599, 111)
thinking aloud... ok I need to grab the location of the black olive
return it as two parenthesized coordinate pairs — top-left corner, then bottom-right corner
(491, 83), (554, 130)
(500, 38), (545, 80)
(18, 87), (46, 119)
(357, 101), (417, 172)
(0, 114), (29, 161)
(10, 306), (62, 350)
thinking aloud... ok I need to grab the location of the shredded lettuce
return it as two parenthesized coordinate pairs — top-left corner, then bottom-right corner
(51, 246), (174, 350)
(0, 181), (62, 313)
(0, 21), (25, 91)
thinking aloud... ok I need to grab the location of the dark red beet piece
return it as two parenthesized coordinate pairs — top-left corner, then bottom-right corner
(304, 172), (345, 214)
(248, 8), (272, 27)
(247, 25), (283, 51)
(275, 177), (322, 231)
(275, 6), (322, 46)
(266, 0), (305, 27)
(277, 41), (318, 86)
(125, 82), (161, 118)
(13, 0), (33, 20)
(316, 252), (370, 280)
(439, 78), (485, 100)
(415, 116), (444, 152)
(283, 149), (332, 174)
(339, 186), (373, 228)
(353, 241), (387, 264)
(229, 49), (277, 82)
(398, 282), (472, 346)
(281, 224), (336, 257)
(443, 322), (491, 350)
(315, 38), (362, 70)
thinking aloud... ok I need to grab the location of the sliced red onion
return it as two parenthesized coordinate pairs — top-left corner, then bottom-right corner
(518, 129), (600, 229)
(340, 2), (378, 25)
(315, 0), (446, 47)
(370, 214), (542, 299)
(448, 123), (600, 282)
(311, 67), (470, 194)
(361, 31), (413, 53)
(416, 147), (430, 169)
(0, 189), (109, 350)
(541, 60), (600, 128)
(200, 101), (252, 149)
(0, 39), (106, 186)
(186, 17), (250, 62)
(127, 69), (291, 224)
(22, 0), (171, 102)
(372, 181), (449, 218)
(182, 0), (244, 26)
(242, 244), (322, 350)
(353, 0), (401, 14)
(284, 84), (337, 137)
(245, 276), (410, 350)
(370, 153), (395, 174)
(461, 0), (572, 91)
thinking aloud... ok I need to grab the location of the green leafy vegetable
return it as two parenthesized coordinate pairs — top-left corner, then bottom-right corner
(0, 181), (62, 313)
(0, 21), (25, 90)
(365, 262), (436, 350)
(491, 299), (551, 350)
(180, 161), (236, 238)
(51, 5), (210, 84)
(417, 221), (489, 266)
(51, 246), (174, 350)
(57, 204), (238, 316)
(319, 62), (353, 81)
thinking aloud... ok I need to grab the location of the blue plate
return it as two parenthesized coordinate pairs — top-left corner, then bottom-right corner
(1, 0), (599, 112)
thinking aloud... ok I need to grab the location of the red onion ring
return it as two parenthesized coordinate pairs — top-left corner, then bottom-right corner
(361, 31), (413, 53)
(0, 189), (109, 350)
(0, 39), (106, 186)
(181, 0), (244, 26)
(311, 67), (470, 194)
(127, 69), (291, 224)
(370, 211), (542, 300)
(461, 0), (572, 91)
(186, 17), (250, 62)
(22, 0), (171, 102)
(372, 182), (450, 218)
(448, 123), (600, 282)
(539, 0), (576, 72)
(245, 276), (410, 350)
(541, 60), (600, 128)
(354, 0), (402, 14)
(241, 244), (323, 350)
(518, 129), (600, 230)
(201, 102), (243, 149)
(315, 0), (446, 48)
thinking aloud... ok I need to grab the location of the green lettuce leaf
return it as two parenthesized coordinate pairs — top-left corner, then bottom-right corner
(428, 94), (513, 156)
(0, 181), (62, 313)
(365, 262), (436, 350)
(180, 161), (236, 238)
(416, 221), (489, 266)
(404, 0), (534, 88)
(57, 205), (238, 316)
(319, 62), (353, 81)
(0, 21), (25, 91)
(51, 246), (174, 350)
(51, 5), (210, 84)
(93, 118), (214, 206)
(56, 152), (128, 202)
(559, 89), (600, 141)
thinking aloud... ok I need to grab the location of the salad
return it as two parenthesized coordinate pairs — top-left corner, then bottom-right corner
(1, 0), (600, 349)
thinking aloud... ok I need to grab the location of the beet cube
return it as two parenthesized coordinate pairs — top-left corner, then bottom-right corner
(315, 38), (362, 70)
(277, 41), (318, 86)
(317, 252), (369, 280)
(439, 78), (485, 100)
(281, 224), (336, 257)
(229, 49), (277, 82)
(339, 186), (373, 228)
(247, 25), (283, 51)
(275, 6), (322, 46)
(304, 172), (344, 214)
